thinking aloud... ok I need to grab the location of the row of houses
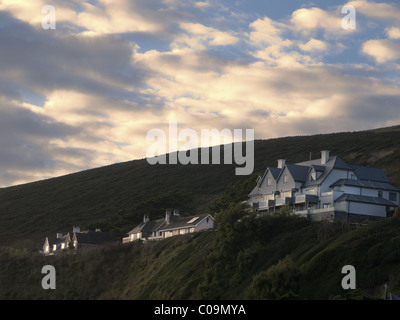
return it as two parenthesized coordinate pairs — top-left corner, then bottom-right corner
(248, 150), (400, 222)
(43, 212), (216, 254)
(122, 210), (215, 243)
(43, 226), (113, 255)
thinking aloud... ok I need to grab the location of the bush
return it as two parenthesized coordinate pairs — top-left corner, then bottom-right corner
(245, 256), (300, 300)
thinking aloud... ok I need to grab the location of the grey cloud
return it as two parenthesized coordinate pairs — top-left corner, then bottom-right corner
(0, 11), (162, 112)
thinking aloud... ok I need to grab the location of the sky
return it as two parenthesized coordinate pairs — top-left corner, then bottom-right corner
(0, 0), (399, 187)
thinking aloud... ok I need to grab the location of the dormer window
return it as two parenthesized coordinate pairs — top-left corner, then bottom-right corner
(349, 173), (356, 180)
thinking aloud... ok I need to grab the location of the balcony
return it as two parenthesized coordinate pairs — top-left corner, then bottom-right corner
(256, 199), (275, 211)
(295, 194), (319, 204)
(294, 204), (347, 217)
(275, 197), (293, 207)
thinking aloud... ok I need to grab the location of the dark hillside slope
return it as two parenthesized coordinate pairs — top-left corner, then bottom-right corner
(0, 125), (399, 248)
(1, 208), (399, 300)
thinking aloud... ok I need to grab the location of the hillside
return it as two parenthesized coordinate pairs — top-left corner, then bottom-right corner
(1, 204), (400, 300)
(0, 125), (399, 248)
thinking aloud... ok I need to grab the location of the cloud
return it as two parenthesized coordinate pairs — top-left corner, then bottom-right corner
(387, 27), (400, 40)
(1, 1), (400, 187)
(298, 38), (328, 52)
(362, 39), (400, 63)
(172, 22), (238, 49)
(290, 7), (342, 35)
(346, 0), (400, 21)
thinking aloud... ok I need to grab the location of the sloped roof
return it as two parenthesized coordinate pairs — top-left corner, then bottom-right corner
(127, 219), (166, 234)
(74, 231), (113, 244)
(284, 164), (309, 182)
(336, 193), (396, 206)
(269, 167), (281, 179)
(127, 214), (213, 234)
(159, 214), (212, 231)
(330, 179), (399, 192)
(350, 165), (389, 183)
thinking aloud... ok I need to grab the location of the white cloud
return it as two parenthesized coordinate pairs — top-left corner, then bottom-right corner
(346, 0), (400, 21)
(173, 22), (238, 49)
(362, 39), (400, 63)
(298, 38), (328, 52)
(387, 27), (400, 40)
(290, 7), (342, 35)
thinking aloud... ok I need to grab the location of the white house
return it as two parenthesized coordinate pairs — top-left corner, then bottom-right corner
(249, 150), (400, 222)
(123, 210), (215, 243)
(43, 226), (112, 255)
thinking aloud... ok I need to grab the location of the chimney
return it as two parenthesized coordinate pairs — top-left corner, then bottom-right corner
(277, 159), (286, 169)
(321, 150), (330, 165)
(143, 214), (150, 223)
(173, 209), (180, 217)
(165, 210), (171, 224)
(56, 233), (63, 239)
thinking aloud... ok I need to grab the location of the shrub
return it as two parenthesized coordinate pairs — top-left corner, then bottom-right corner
(245, 256), (300, 300)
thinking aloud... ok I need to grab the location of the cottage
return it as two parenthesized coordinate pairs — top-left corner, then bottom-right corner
(123, 210), (215, 243)
(72, 229), (113, 249)
(43, 226), (112, 255)
(249, 150), (400, 222)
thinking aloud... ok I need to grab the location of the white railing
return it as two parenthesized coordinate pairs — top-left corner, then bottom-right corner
(122, 237), (131, 244)
(294, 205), (346, 216)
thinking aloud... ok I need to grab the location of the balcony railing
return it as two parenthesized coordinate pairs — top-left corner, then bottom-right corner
(275, 197), (293, 207)
(294, 204), (346, 216)
(295, 194), (319, 204)
(122, 237), (131, 244)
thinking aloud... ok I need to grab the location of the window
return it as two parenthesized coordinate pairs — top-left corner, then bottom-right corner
(378, 190), (383, 198)
(267, 178), (272, 186)
(283, 174), (289, 183)
(389, 192), (397, 202)
(349, 173), (356, 180)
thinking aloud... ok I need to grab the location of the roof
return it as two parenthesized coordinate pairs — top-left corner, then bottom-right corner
(331, 179), (400, 192)
(336, 193), (397, 206)
(127, 219), (166, 234)
(269, 167), (281, 179)
(74, 231), (113, 244)
(351, 165), (389, 183)
(284, 164), (309, 182)
(44, 233), (71, 246)
(159, 214), (212, 231)
(127, 214), (213, 234)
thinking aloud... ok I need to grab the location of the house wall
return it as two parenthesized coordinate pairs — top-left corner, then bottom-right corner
(320, 169), (351, 193)
(258, 170), (278, 195)
(276, 167), (296, 194)
(195, 216), (214, 232)
(347, 201), (387, 217)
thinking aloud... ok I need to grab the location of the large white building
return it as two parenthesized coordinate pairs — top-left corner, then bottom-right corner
(249, 150), (400, 222)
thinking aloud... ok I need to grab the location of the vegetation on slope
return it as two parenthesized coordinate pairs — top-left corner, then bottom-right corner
(1, 203), (399, 300)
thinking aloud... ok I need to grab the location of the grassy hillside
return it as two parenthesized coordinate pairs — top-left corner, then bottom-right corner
(0, 125), (399, 249)
(1, 204), (400, 300)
